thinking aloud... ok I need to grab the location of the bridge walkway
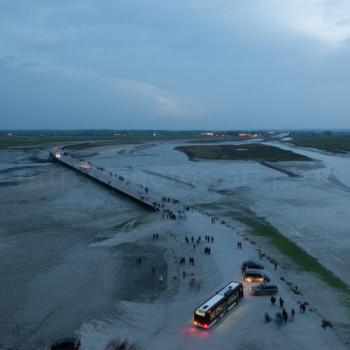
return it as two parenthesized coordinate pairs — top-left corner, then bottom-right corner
(50, 147), (186, 219)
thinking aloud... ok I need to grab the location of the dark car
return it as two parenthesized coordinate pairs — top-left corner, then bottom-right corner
(51, 337), (81, 350)
(250, 283), (278, 296)
(244, 270), (270, 282)
(242, 260), (264, 270)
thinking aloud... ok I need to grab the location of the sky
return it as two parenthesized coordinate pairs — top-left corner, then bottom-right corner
(1, 0), (350, 130)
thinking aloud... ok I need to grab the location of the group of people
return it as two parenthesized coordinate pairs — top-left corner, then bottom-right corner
(160, 209), (177, 220)
(185, 235), (214, 246)
(205, 235), (214, 243)
(152, 233), (159, 240)
(152, 198), (187, 220)
(204, 246), (211, 254)
(178, 256), (195, 266)
(266, 295), (305, 326)
(161, 196), (180, 204)
(237, 241), (243, 249)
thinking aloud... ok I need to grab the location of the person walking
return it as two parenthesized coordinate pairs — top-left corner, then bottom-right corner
(271, 295), (276, 306)
(279, 297), (284, 309)
(282, 308), (288, 323)
(290, 308), (295, 321)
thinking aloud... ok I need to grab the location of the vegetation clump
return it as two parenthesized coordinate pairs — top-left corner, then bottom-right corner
(176, 143), (312, 162)
(237, 214), (349, 292)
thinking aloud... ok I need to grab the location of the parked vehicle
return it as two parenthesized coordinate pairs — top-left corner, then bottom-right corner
(244, 270), (270, 282)
(194, 281), (244, 329)
(250, 283), (278, 296)
(242, 260), (264, 270)
(51, 337), (81, 350)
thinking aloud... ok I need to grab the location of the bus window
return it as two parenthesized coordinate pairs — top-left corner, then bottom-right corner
(215, 304), (223, 316)
(227, 294), (236, 306)
(195, 309), (205, 317)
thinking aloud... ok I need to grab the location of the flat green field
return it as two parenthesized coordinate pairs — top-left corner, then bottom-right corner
(0, 132), (206, 150)
(176, 143), (312, 161)
(290, 134), (350, 153)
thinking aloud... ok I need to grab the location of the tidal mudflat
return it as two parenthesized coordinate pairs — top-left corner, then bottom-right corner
(1, 140), (349, 349)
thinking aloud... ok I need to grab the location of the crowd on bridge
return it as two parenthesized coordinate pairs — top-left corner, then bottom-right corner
(54, 148), (191, 218)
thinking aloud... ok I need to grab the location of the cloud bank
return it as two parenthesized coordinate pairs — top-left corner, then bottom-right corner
(1, 0), (349, 129)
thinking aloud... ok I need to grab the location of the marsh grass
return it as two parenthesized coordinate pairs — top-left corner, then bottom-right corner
(176, 143), (312, 161)
(290, 135), (350, 153)
(237, 213), (349, 293)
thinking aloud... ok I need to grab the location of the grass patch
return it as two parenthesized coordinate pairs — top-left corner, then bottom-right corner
(290, 134), (350, 153)
(0, 131), (224, 150)
(236, 213), (349, 292)
(176, 143), (312, 161)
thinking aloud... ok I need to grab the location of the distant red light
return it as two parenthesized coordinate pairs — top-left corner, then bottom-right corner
(208, 310), (211, 314)
(204, 324), (208, 328)
(82, 165), (90, 169)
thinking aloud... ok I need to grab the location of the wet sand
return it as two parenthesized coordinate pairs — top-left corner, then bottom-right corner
(1, 143), (349, 349)
(0, 149), (158, 349)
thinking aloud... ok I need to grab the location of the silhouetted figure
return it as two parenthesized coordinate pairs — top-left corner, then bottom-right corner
(282, 308), (288, 323)
(279, 297), (284, 309)
(265, 312), (272, 323)
(290, 308), (295, 321)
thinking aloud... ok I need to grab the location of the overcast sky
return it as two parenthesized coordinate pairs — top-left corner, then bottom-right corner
(1, 0), (350, 130)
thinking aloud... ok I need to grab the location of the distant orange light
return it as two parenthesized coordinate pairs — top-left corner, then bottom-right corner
(204, 324), (208, 328)
(82, 165), (90, 169)
(194, 321), (198, 325)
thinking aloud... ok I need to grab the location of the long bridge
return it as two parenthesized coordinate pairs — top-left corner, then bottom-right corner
(50, 146), (186, 219)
